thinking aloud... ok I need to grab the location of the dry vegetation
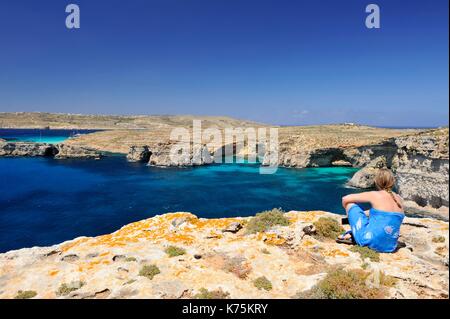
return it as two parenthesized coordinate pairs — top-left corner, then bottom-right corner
(14, 290), (37, 299)
(295, 268), (395, 299)
(194, 288), (230, 299)
(245, 208), (290, 234)
(138, 265), (161, 280)
(313, 217), (344, 240)
(0, 112), (263, 130)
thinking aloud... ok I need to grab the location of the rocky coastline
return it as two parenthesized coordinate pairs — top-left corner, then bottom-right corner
(0, 210), (447, 299)
(0, 140), (102, 159)
(119, 128), (449, 219)
(1, 126), (448, 219)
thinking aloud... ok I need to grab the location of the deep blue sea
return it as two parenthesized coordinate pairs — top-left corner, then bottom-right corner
(0, 130), (361, 253)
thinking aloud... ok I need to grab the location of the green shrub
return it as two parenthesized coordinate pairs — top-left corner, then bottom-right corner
(57, 281), (85, 296)
(253, 276), (273, 291)
(246, 209), (289, 234)
(313, 217), (344, 239)
(125, 257), (137, 262)
(139, 264), (161, 280)
(432, 236), (446, 243)
(295, 268), (385, 299)
(165, 245), (186, 257)
(194, 288), (230, 299)
(350, 246), (380, 262)
(14, 290), (37, 299)
(261, 248), (271, 254)
(124, 279), (136, 285)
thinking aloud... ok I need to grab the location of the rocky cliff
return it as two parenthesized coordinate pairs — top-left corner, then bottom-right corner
(392, 129), (449, 209)
(126, 143), (213, 167)
(0, 141), (57, 157)
(0, 211), (447, 299)
(0, 141), (102, 159)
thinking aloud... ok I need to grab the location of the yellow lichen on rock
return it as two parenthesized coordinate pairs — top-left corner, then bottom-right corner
(0, 210), (448, 299)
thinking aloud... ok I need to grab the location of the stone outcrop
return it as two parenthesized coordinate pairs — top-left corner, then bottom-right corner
(403, 200), (449, 222)
(0, 141), (102, 160)
(392, 129), (449, 209)
(343, 140), (398, 168)
(271, 146), (344, 168)
(347, 156), (387, 188)
(148, 143), (213, 167)
(0, 141), (57, 157)
(54, 144), (102, 160)
(267, 138), (398, 169)
(0, 211), (447, 299)
(126, 146), (151, 162)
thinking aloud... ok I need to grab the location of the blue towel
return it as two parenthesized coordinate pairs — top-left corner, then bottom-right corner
(348, 204), (405, 253)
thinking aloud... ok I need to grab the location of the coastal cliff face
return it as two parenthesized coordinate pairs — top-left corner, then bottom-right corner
(0, 140), (102, 159)
(392, 129), (449, 209)
(147, 143), (213, 167)
(0, 140), (57, 157)
(0, 211), (447, 299)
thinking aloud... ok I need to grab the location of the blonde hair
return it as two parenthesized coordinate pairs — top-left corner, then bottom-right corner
(374, 168), (395, 191)
(374, 168), (402, 209)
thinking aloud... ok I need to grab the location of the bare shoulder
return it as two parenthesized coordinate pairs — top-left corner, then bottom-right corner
(366, 191), (382, 199)
(353, 191), (379, 202)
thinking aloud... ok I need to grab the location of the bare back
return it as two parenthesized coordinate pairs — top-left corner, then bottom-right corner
(342, 190), (404, 214)
(370, 190), (404, 213)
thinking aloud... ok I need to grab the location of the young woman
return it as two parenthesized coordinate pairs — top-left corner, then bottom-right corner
(337, 168), (405, 253)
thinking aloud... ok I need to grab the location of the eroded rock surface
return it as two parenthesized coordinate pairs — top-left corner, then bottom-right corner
(0, 211), (447, 299)
(0, 141), (57, 157)
(54, 144), (102, 160)
(126, 146), (151, 162)
(392, 129), (449, 209)
(347, 156), (387, 188)
(148, 143), (213, 167)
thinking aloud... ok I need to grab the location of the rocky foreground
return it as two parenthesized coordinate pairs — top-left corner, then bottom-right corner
(0, 211), (448, 299)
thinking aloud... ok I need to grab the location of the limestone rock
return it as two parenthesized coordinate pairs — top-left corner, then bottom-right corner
(392, 129), (449, 209)
(403, 200), (449, 222)
(126, 146), (151, 162)
(0, 211), (447, 299)
(0, 142), (57, 157)
(332, 160), (352, 167)
(148, 143), (212, 167)
(54, 144), (102, 160)
(347, 156), (387, 188)
(265, 146), (344, 168)
(343, 140), (397, 168)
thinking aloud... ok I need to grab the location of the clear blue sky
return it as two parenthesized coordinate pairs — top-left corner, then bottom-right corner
(0, 0), (448, 127)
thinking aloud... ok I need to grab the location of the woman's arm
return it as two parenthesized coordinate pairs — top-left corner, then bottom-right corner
(342, 191), (376, 209)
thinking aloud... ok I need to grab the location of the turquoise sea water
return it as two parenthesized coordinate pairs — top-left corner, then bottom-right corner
(0, 129), (98, 144)
(0, 155), (360, 253)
